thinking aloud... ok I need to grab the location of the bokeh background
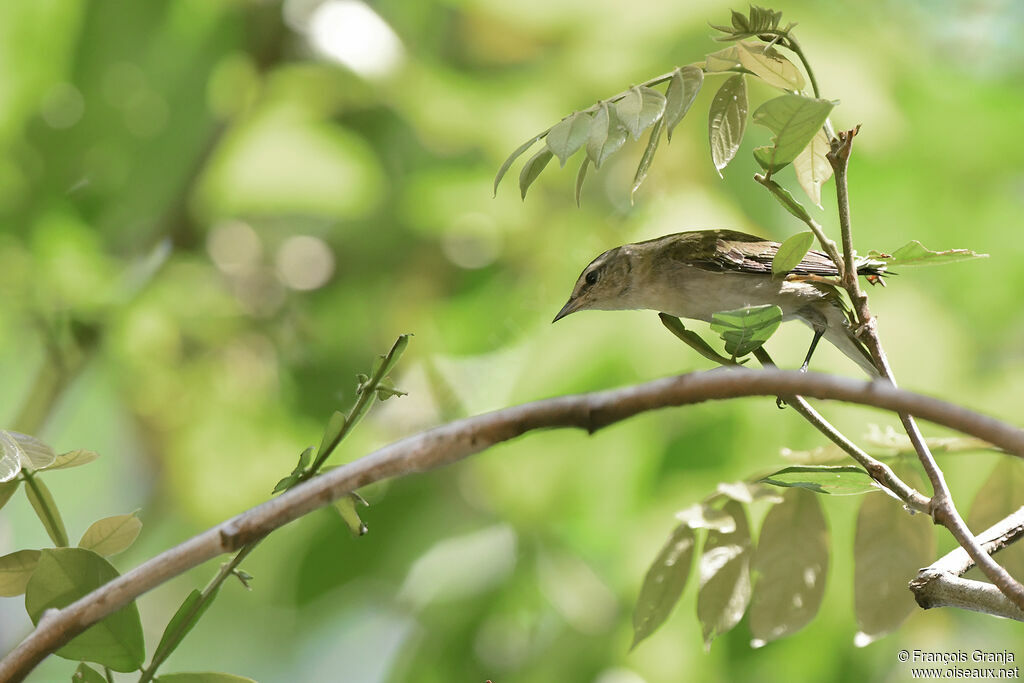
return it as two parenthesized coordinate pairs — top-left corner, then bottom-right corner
(1, 0), (1023, 681)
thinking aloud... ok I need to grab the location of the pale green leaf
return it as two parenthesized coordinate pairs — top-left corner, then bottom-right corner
(659, 314), (742, 367)
(631, 118), (664, 203)
(793, 129), (832, 207)
(760, 465), (879, 496)
(73, 663), (107, 683)
(631, 524), (695, 648)
(574, 156), (590, 208)
(545, 112), (592, 166)
(25, 548), (145, 671)
(697, 500), (752, 648)
(615, 86), (666, 140)
(708, 75), (748, 176)
(868, 241), (989, 267)
(586, 103), (628, 169)
(78, 512), (143, 557)
(156, 674), (256, 683)
(664, 66), (703, 141)
(494, 132), (545, 196)
(333, 492), (369, 536)
(25, 477), (69, 547)
(0, 479), (20, 511)
(705, 45), (742, 72)
(737, 42), (805, 90)
(0, 549), (41, 597)
(0, 430), (23, 481)
(760, 177), (813, 223)
(751, 94), (834, 171)
(854, 465), (934, 644)
(675, 502), (736, 532)
(749, 489), (829, 646)
(7, 432), (56, 470)
(519, 148), (553, 200)
(317, 413), (347, 460)
(771, 231), (815, 278)
(44, 449), (100, 471)
(710, 304), (782, 358)
(967, 459), (1024, 582)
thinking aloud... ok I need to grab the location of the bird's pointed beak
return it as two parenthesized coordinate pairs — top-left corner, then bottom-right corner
(552, 297), (579, 323)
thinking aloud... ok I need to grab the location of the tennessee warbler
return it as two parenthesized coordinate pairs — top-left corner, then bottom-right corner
(553, 229), (882, 376)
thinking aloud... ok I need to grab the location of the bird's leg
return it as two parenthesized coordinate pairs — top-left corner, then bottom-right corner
(801, 325), (826, 372)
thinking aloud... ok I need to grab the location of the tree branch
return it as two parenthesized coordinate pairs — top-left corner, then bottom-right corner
(910, 507), (1024, 621)
(3, 368), (1024, 681)
(827, 127), (1024, 612)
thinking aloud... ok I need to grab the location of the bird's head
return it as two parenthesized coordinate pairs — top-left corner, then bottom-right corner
(553, 245), (638, 322)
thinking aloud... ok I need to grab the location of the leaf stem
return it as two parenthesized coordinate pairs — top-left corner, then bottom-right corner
(20, 471), (68, 547)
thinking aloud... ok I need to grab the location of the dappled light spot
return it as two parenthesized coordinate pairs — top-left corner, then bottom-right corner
(39, 83), (84, 129)
(207, 219), (263, 274)
(275, 234), (335, 290)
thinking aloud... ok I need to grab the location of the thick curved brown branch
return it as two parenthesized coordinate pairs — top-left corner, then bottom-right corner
(3, 369), (1024, 681)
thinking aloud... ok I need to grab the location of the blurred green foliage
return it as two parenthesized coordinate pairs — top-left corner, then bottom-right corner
(1, 0), (1023, 681)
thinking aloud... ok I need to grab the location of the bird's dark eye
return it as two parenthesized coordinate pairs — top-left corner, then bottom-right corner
(585, 270), (599, 286)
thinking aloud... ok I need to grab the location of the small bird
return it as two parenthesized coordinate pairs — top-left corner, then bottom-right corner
(553, 229), (883, 376)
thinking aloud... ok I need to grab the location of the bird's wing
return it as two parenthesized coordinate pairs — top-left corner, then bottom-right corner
(678, 229), (880, 277)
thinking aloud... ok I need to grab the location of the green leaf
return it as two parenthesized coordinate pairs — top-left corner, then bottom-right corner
(0, 549), (41, 597)
(518, 147), (554, 200)
(43, 449), (100, 471)
(736, 42), (804, 90)
(272, 446), (314, 494)
(659, 314), (743, 366)
(854, 465), (934, 645)
(760, 176), (813, 223)
(316, 413), (346, 461)
(615, 86), (667, 140)
(697, 500), (753, 648)
(868, 241), (989, 267)
(967, 459), (1024, 583)
(25, 476), (69, 547)
(0, 478), (20, 511)
(25, 548), (145, 671)
(78, 512), (143, 557)
(771, 231), (815, 278)
(664, 66), (703, 141)
(156, 674), (257, 683)
(751, 94), (834, 171)
(710, 304), (782, 358)
(793, 129), (833, 208)
(574, 156), (590, 208)
(760, 465), (879, 496)
(631, 118), (664, 203)
(153, 588), (219, 668)
(631, 523), (695, 648)
(708, 75), (748, 176)
(72, 662), (107, 683)
(376, 333), (411, 379)
(749, 489), (829, 647)
(704, 45), (742, 72)
(333, 491), (369, 536)
(545, 112), (592, 166)
(586, 102), (628, 169)
(730, 9), (749, 31)
(493, 131), (546, 196)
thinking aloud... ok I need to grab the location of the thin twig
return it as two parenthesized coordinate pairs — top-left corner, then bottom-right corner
(752, 348), (929, 511)
(827, 127), (1024, 611)
(3, 368), (1024, 682)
